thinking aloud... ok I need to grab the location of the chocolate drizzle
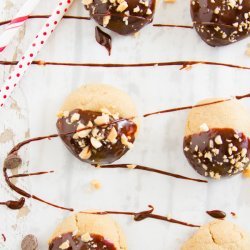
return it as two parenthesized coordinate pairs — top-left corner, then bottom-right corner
(9, 170), (54, 179)
(3, 92), (250, 212)
(0, 15), (193, 31)
(99, 164), (207, 183)
(0, 197), (25, 210)
(82, 205), (200, 228)
(1, 234), (6, 242)
(95, 26), (112, 55)
(207, 210), (226, 219)
(2, 60), (250, 71)
(0, 15), (91, 27)
(153, 24), (193, 29)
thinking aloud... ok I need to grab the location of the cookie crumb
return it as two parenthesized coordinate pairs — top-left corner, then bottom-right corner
(243, 166), (250, 178)
(90, 180), (102, 189)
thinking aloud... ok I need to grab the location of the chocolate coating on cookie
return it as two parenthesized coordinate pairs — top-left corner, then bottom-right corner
(183, 128), (250, 178)
(57, 109), (137, 164)
(49, 232), (116, 250)
(83, 0), (155, 35)
(190, 0), (250, 46)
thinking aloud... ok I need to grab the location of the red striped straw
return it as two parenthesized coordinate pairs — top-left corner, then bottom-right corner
(0, 0), (40, 53)
(0, 0), (75, 108)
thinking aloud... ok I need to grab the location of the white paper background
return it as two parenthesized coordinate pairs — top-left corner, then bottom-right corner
(1, 0), (250, 249)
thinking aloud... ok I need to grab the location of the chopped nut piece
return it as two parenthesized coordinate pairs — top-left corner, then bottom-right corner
(200, 123), (209, 132)
(235, 162), (244, 169)
(146, 8), (152, 15)
(214, 135), (223, 145)
(91, 179), (102, 189)
(166, 214), (172, 220)
(92, 127), (99, 137)
(59, 240), (70, 249)
(107, 127), (118, 144)
(121, 134), (133, 149)
(127, 164), (136, 169)
(81, 233), (92, 242)
(133, 6), (140, 12)
(116, 1), (128, 12)
(94, 114), (110, 125)
(79, 146), (91, 160)
(71, 113), (80, 123)
(214, 173), (221, 180)
(241, 148), (248, 157)
(204, 152), (212, 162)
(91, 137), (103, 149)
(103, 15), (111, 27)
(77, 124), (91, 138)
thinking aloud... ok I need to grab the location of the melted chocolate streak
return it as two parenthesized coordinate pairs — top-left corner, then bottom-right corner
(3, 94), (250, 223)
(99, 164), (207, 183)
(9, 170), (54, 179)
(0, 15), (187, 28)
(82, 205), (200, 228)
(1, 60), (250, 71)
(206, 210), (226, 219)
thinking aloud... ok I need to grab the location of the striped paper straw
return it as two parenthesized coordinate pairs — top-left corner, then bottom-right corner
(0, 0), (74, 108)
(0, 0), (40, 53)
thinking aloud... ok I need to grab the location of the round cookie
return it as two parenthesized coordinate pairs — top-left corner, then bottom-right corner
(57, 84), (139, 165)
(182, 220), (250, 250)
(82, 0), (155, 35)
(183, 98), (250, 179)
(49, 212), (127, 250)
(190, 0), (250, 46)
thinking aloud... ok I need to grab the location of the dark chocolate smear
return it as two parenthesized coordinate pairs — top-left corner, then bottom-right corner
(183, 128), (250, 178)
(2, 60), (250, 71)
(56, 109), (137, 165)
(49, 233), (116, 250)
(95, 26), (112, 55)
(98, 164), (207, 183)
(191, 0), (250, 46)
(0, 197), (25, 210)
(83, 205), (200, 228)
(207, 210), (226, 219)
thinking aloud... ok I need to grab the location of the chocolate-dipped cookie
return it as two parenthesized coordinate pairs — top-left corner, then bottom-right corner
(82, 0), (155, 35)
(49, 212), (127, 250)
(190, 0), (250, 46)
(183, 98), (250, 179)
(57, 84), (139, 165)
(182, 220), (250, 250)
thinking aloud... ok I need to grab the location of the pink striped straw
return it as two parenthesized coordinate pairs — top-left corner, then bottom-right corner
(0, 0), (40, 53)
(0, 0), (75, 108)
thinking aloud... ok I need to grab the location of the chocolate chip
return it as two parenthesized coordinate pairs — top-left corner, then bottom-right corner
(21, 234), (38, 250)
(4, 154), (22, 169)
